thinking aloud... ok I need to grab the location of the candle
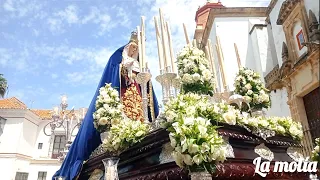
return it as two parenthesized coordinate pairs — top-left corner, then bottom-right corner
(137, 26), (143, 72)
(141, 16), (147, 69)
(215, 44), (227, 91)
(207, 40), (219, 91)
(183, 23), (190, 45)
(166, 21), (176, 73)
(154, 16), (164, 73)
(159, 8), (169, 71)
(234, 43), (242, 70)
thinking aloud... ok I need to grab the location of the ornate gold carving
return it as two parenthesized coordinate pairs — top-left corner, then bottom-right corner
(264, 64), (284, 90)
(122, 84), (144, 122)
(276, 0), (300, 25)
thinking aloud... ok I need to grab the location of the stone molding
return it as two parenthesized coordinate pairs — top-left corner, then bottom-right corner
(276, 0), (301, 25)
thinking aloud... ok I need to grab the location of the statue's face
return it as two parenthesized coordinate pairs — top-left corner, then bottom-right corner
(128, 42), (138, 57)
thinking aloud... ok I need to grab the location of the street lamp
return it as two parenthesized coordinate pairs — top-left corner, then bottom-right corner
(43, 94), (87, 161)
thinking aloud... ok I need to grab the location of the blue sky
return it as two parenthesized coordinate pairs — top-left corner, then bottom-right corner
(0, 0), (270, 110)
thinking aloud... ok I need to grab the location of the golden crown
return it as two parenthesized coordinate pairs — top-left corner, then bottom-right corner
(129, 31), (138, 44)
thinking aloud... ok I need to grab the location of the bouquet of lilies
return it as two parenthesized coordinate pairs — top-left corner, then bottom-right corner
(93, 83), (124, 132)
(234, 67), (271, 110)
(102, 118), (150, 155)
(177, 45), (215, 96)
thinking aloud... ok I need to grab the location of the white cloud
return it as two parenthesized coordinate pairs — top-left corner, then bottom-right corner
(51, 73), (58, 79)
(55, 5), (79, 24)
(3, 0), (15, 12)
(47, 18), (65, 34)
(2, 0), (44, 18)
(0, 48), (32, 71)
(67, 72), (84, 83)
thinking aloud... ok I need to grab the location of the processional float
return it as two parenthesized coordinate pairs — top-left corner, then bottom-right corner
(77, 8), (317, 180)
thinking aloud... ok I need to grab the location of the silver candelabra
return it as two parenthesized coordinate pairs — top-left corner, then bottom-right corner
(43, 95), (87, 161)
(155, 66), (177, 105)
(136, 68), (152, 123)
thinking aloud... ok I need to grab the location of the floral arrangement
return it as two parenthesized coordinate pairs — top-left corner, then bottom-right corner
(311, 138), (320, 163)
(164, 93), (226, 172)
(237, 116), (303, 141)
(102, 118), (150, 155)
(177, 45), (215, 96)
(234, 67), (271, 110)
(93, 83), (124, 132)
(164, 94), (303, 141)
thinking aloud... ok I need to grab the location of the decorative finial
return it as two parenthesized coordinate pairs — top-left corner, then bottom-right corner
(282, 42), (288, 62)
(308, 9), (319, 32)
(129, 31), (138, 44)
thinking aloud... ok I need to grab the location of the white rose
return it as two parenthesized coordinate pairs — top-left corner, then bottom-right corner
(202, 69), (212, 81)
(111, 91), (118, 97)
(222, 111), (237, 125)
(247, 90), (253, 95)
(182, 74), (193, 83)
(289, 126), (299, 137)
(165, 110), (177, 122)
(192, 73), (201, 82)
(136, 130), (144, 137)
(193, 154), (203, 165)
(98, 117), (108, 125)
(186, 106), (196, 116)
(314, 146), (319, 153)
(245, 83), (252, 90)
(183, 117), (194, 125)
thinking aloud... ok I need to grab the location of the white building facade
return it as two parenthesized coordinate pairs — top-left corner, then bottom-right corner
(0, 97), (82, 180)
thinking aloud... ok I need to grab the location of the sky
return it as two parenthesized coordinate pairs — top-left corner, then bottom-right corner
(0, 0), (270, 110)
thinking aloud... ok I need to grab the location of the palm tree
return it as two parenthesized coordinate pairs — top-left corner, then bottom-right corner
(0, 74), (8, 98)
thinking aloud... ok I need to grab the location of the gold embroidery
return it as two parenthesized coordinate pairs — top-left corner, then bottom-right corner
(122, 84), (144, 122)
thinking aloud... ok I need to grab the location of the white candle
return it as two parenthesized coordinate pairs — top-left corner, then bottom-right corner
(159, 8), (169, 71)
(61, 95), (67, 104)
(141, 16), (147, 69)
(192, 39), (197, 48)
(154, 16), (164, 73)
(166, 21), (176, 73)
(215, 44), (227, 91)
(137, 26), (143, 72)
(183, 23), (190, 45)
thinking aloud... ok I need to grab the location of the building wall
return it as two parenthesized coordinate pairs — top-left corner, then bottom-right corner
(0, 157), (18, 180)
(208, 17), (291, 117)
(29, 162), (61, 180)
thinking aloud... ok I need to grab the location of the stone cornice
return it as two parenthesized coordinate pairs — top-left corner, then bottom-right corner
(249, 24), (267, 35)
(0, 109), (41, 126)
(0, 153), (32, 160)
(30, 158), (61, 165)
(276, 0), (300, 25)
(201, 7), (267, 47)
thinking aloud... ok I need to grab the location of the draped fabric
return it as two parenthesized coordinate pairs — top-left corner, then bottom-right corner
(52, 44), (159, 180)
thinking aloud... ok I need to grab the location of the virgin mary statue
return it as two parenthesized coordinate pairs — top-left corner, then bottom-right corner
(53, 31), (159, 180)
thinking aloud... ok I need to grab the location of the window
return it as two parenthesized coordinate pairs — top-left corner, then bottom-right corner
(38, 143), (43, 149)
(15, 172), (28, 180)
(37, 171), (47, 180)
(52, 135), (66, 159)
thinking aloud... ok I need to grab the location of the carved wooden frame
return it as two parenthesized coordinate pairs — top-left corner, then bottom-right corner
(281, 1), (309, 63)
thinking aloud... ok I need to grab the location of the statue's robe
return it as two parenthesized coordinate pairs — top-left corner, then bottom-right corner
(52, 45), (159, 180)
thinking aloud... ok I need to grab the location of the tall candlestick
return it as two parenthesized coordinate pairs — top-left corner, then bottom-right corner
(215, 44), (227, 91)
(166, 21), (176, 73)
(234, 43), (242, 70)
(137, 26), (143, 72)
(159, 8), (169, 71)
(192, 39), (197, 48)
(154, 16), (164, 73)
(141, 16), (146, 69)
(207, 40), (219, 91)
(183, 23), (190, 45)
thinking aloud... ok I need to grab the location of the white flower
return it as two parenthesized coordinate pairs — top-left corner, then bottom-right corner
(182, 74), (193, 83)
(314, 146), (319, 153)
(193, 154), (203, 165)
(188, 144), (199, 154)
(184, 117), (194, 125)
(186, 106), (196, 116)
(169, 133), (177, 147)
(183, 154), (193, 165)
(166, 110), (177, 122)
(98, 117), (108, 125)
(192, 73), (201, 82)
(202, 69), (212, 81)
(247, 90), (253, 95)
(222, 110), (237, 125)
(111, 91), (118, 97)
(172, 151), (184, 167)
(245, 83), (252, 90)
